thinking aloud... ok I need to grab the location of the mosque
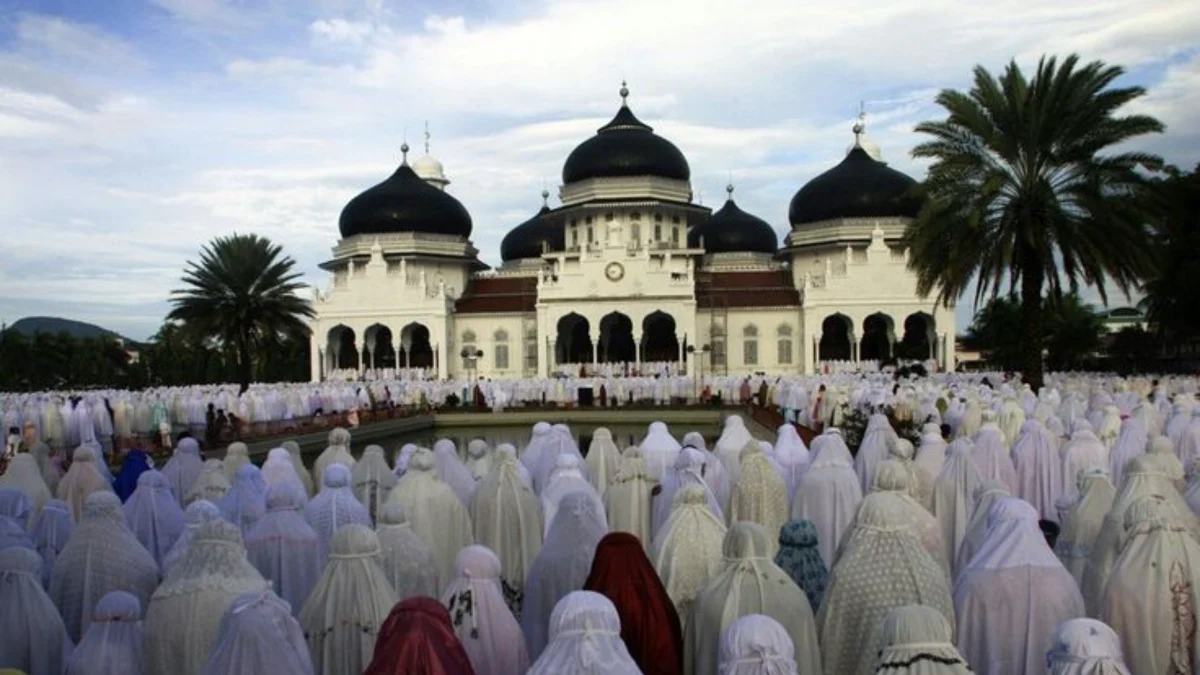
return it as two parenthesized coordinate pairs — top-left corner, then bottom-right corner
(308, 84), (956, 381)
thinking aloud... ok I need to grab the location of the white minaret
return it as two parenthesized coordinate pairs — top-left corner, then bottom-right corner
(412, 122), (450, 190)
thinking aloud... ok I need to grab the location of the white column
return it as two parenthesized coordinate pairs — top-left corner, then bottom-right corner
(436, 342), (447, 380)
(358, 340), (368, 376)
(633, 331), (643, 372)
(590, 329), (599, 371)
(310, 337), (322, 382)
(806, 334), (819, 375)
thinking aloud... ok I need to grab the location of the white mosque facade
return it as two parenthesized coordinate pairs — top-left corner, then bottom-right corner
(308, 86), (956, 382)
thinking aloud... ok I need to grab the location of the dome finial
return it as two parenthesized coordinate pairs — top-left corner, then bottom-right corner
(424, 121), (431, 155)
(400, 141), (410, 165)
(726, 182), (734, 198)
(852, 101), (866, 145)
(541, 188), (550, 207)
(619, 80), (629, 105)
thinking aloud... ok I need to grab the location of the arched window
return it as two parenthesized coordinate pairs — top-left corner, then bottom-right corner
(630, 223), (641, 245)
(710, 325), (726, 368)
(461, 330), (477, 370)
(494, 329), (509, 370)
(743, 324), (759, 366)
(777, 324), (794, 365)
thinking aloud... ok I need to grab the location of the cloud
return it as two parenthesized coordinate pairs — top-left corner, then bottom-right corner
(13, 14), (145, 72)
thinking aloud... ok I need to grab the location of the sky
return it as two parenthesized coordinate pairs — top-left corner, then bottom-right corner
(0, 0), (1197, 342)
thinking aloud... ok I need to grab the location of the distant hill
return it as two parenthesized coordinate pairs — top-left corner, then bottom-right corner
(7, 316), (142, 347)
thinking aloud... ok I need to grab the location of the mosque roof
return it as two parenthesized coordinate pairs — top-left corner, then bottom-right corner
(500, 192), (566, 262)
(455, 276), (539, 314)
(687, 185), (778, 254)
(696, 270), (800, 308)
(561, 83), (690, 185)
(338, 145), (473, 239)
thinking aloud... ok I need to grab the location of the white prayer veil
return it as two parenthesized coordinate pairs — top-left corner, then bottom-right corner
(772, 424), (810, 502)
(816, 494), (953, 675)
(162, 437), (205, 507)
(57, 444), (115, 522)
(200, 588), (314, 675)
(913, 427), (948, 508)
(163, 499), (222, 576)
(223, 442), (251, 481)
(526, 590), (641, 675)
(1011, 418), (1064, 522)
(262, 448), (309, 507)
(0, 453), (51, 518)
(872, 604), (971, 675)
(434, 438), (479, 507)
(31, 498), (73, 588)
(494, 443), (533, 489)
(440, 545), (530, 675)
(469, 450), (543, 614)
(930, 437), (984, 571)
(304, 463), (372, 562)
(729, 440), (789, 539)
(522, 490), (609, 661)
(714, 415), (755, 484)
(298, 524), (397, 675)
(641, 421), (683, 480)
(245, 482), (322, 618)
(464, 438), (493, 481)
(0, 546), (72, 674)
(312, 427), (355, 489)
(186, 459), (231, 506)
(1045, 618), (1132, 675)
(351, 444), (396, 522)
(1055, 468), (1116, 587)
(686, 522), (821, 675)
(952, 479), (1010, 579)
(143, 519), (267, 675)
(970, 419), (1018, 493)
(63, 590), (143, 675)
(123, 468), (186, 573)
(51, 491), (158, 643)
(281, 440), (315, 496)
(1143, 434), (1185, 491)
(0, 488), (31, 528)
(855, 412), (899, 493)
(653, 446), (723, 539)
(603, 446), (654, 548)
(542, 454), (604, 538)
(386, 447), (474, 586)
(392, 442), (418, 479)
(651, 484), (728, 633)
(375, 501), (439, 601)
(717, 614), (798, 675)
(1060, 426), (1108, 499)
(791, 429), (862, 568)
(586, 427), (622, 494)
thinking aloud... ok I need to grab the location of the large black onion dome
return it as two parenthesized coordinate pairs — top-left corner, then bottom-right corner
(788, 146), (921, 226)
(500, 196), (564, 262)
(688, 188), (778, 254)
(561, 88), (690, 184)
(339, 160), (472, 239)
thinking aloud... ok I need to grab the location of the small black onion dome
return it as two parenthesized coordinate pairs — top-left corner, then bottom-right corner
(562, 101), (690, 184)
(339, 160), (472, 239)
(500, 197), (564, 262)
(688, 188), (778, 254)
(788, 146), (921, 226)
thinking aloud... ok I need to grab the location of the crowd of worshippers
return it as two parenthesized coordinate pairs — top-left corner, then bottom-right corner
(2, 372), (1200, 673)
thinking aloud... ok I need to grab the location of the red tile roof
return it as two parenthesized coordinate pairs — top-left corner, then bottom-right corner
(696, 270), (800, 308)
(455, 276), (538, 314)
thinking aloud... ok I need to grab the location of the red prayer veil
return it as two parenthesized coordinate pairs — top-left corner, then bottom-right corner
(583, 531), (683, 675)
(364, 597), (477, 675)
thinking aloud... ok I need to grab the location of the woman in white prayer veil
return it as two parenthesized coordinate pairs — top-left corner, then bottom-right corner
(856, 462), (943, 572)
(526, 590), (640, 675)
(219, 463), (268, 538)
(641, 421), (683, 481)
(164, 499), (221, 575)
(772, 424), (809, 502)
(684, 431), (733, 510)
(440, 545), (530, 675)
(222, 442), (252, 481)
(1143, 435), (1186, 492)
(123, 468), (186, 572)
(375, 502), (439, 601)
(542, 454), (604, 538)
(495, 443), (533, 489)
(0, 547), (73, 674)
(312, 427), (355, 489)
(1107, 417), (1148, 490)
(63, 590), (143, 675)
(200, 588), (314, 675)
(913, 424), (947, 505)
(143, 519), (267, 675)
(817, 493), (953, 675)
(31, 498), (72, 588)
(970, 413), (1018, 493)
(0, 453), (51, 517)
(651, 485), (727, 633)
(304, 464), (372, 562)
(586, 427), (622, 494)
(954, 497), (1085, 675)
(871, 605), (971, 675)
(652, 447), (723, 540)
(186, 459), (231, 506)
(1055, 468), (1116, 587)
(1010, 418), (1064, 522)
(245, 482), (321, 619)
(1101, 494), (1200, 674)
(351, 445), (396, 522)
(57, 444), (115, 522)
(386, 447), (473, 585)
(930, 437), (983, 571)
(519, 422), (553, 478)
(522, 490), (609, 661)
(790, 429), (861, 568)
(464, 438), (493, 481)
(1061, 422), (1108, 499)
(530, 424), (586, 495)
(1045, 618), (1132, 675)
(31, 441), (63, 495)
(855, 411), (898, 493)
(280, 440), (314, 496)
(713, 415), (755, 483)
(718, 614), (799, 675)
(51, 491), (158, 643)
(298, 524), (397, 675)
(603, 447), (654, 548)
(0, 488), (31, 529)
(1083, 454), (1200, 616)
(686, 522), (821, 675)
(729, 440), (789, 539)
(951, 479), (1010, 579)
(433, 439), (479, 507)
(392, 443), (417, 480)
(162, 436), (205, 508)
(469, 450), (543, 615)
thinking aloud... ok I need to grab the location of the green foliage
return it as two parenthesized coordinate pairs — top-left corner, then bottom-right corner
(967, 293), (1106, 371)
(1141, 164), (1200, 342)
(168, 234), (315, 392)
(0, 329), (134, 391)
(904, 54), (1163, 389)
(965, 297), (1023, 371)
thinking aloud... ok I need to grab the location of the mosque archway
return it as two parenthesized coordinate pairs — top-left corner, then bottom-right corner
(642, 311), (679, 362)
(364, 324), (396, 370)
(860, 313), (895, 361)
(398, 323), (434, 370)
(897, 312), (936, 361)
(599, 312), (636, 363)
(819, 314), (852, 361)
(555, 313), (593, 363)
(326, 325), (359, 371)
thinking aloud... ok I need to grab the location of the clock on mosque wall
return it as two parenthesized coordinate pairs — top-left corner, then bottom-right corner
(605, 261), (625, 282)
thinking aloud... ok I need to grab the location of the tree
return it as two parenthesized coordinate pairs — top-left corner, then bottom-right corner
(904, 54), (1163, 390)
(1141, 164), (1200, 343)
(1043, 293), (1106, 370)
(168, 234), (315, 393)
(965, 296), (1023, 371)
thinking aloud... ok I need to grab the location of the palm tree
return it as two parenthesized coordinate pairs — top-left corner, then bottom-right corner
(904, 54), (1163, 390)
(1140, 164), (1200, 344)
(168, 234), (315, 392)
